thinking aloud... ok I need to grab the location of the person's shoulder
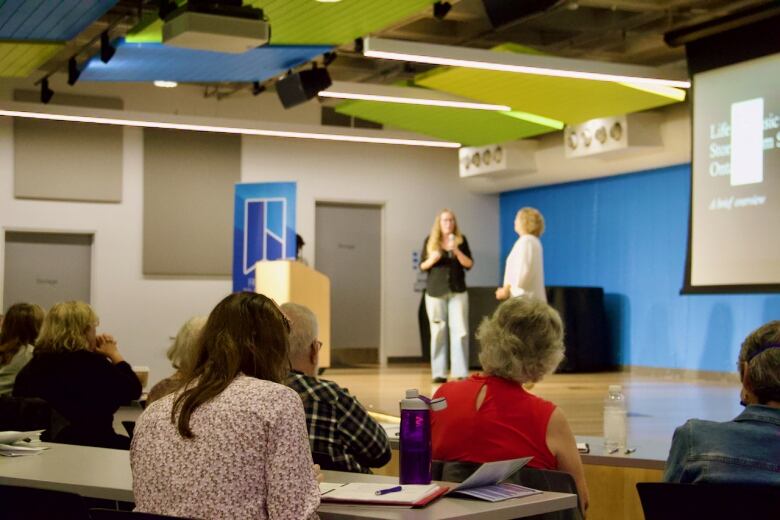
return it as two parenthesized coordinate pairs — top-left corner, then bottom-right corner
(236, 375), (301, 404)
(298, 375), (344, 401)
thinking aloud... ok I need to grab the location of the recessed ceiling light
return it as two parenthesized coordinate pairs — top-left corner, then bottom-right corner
(154, 80), (178, 88)
(316, 0), (343, 3)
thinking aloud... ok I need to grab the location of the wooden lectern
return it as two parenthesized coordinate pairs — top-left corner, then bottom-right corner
(255, 260), (331, 368)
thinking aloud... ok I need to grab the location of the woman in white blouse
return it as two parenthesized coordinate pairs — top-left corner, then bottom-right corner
(496, 207), (547, 303)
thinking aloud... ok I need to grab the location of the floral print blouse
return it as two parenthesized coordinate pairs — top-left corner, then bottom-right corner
(131, 375), (320, 519)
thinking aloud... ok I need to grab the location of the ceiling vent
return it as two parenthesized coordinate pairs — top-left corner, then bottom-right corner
(459, 141), (537, 179)
(163, 1), (269, 54)
(564, 113), (663, 159)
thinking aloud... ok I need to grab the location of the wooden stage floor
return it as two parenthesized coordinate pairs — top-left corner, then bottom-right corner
(322, 364), (743, 444)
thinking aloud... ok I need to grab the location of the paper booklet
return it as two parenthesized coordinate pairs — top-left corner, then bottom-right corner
(447, 456), (542, 502)
(319, 482), (448, 507)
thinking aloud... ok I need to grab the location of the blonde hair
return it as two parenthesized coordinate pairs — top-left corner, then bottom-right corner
(280, 302), (318, 359)
(426, 208), (464, 255)
(517, 207), (545, 237)
(738, 321), (780, 404)
(167, 316), (207, 371)
(35, 301), (98, 354)
(477, 297), (564, 383)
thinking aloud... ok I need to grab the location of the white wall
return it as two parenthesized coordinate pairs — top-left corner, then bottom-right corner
(0, 112), (499, 384)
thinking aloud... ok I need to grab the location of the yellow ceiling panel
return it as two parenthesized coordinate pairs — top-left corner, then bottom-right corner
(415, 44), (686, 124)
(0, 42), (63, 77)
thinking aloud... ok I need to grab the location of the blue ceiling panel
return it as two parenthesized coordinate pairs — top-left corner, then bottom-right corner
(0, 0), (117, 41)
(80, 40), (333, 83)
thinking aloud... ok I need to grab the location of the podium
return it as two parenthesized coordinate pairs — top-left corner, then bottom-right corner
(255, 260), (331, 368)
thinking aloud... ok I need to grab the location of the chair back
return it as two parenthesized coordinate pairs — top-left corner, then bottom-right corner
(637, 482), (780, 520)
(0, 484), (90, 520)
(432, 460), (583, 520)
(0, 395), (69, 440)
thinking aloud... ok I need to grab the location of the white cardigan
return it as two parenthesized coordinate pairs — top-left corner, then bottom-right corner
(503, 234), (546, 302)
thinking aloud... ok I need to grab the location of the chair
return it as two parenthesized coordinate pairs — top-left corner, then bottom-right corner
(0, 484), (91, 520)
(432, 460), (583, 520)
(90, 509), (192, 519)
(0, 395), (71, 441)
(637, 482), (780, 520)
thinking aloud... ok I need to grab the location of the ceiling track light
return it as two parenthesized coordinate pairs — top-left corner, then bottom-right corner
(40, 79), (54, 104)
(251, 81), (266, 96)
(67, 57), (81, 86)
(100, 31), (116, 64)
(433, 2), (452, 20)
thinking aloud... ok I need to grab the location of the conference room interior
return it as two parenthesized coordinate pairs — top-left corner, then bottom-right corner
(1, 1), (779, 519)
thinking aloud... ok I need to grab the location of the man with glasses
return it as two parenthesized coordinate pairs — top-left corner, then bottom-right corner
(282, 302), (391, 473)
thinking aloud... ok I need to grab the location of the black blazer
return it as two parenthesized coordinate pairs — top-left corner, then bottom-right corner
(420, 235), (473, 297)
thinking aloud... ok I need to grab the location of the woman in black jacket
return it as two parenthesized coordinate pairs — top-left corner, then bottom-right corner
(14, 301), (141, 449)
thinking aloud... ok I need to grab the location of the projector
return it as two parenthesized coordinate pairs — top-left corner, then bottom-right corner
(163, 5), (269, 54)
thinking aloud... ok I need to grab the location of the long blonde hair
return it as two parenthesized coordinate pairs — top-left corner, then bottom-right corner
(426, 209), (464, 255)
(35, 301), (97, 354)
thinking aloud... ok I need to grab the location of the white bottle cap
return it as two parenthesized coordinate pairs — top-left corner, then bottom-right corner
(405, 389), (420, 398)
(608, 384), (622, 392)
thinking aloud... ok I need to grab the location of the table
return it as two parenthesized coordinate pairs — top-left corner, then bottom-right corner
(0, 443), (577, 520)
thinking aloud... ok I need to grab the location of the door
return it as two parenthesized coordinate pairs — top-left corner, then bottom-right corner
(315, 203), (381, 365)
(3, 231), (93, 311)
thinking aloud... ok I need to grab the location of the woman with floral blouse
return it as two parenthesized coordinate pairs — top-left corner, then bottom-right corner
(131, 292), (320, 520)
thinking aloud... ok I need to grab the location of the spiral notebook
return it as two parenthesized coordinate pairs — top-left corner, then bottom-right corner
(319, 482), (448, 507)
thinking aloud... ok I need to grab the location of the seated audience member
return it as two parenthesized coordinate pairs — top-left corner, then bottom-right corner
(13, 301), (141, 449)
(131, 293), (319, 520)
(282, 302), (392, 473)
(0, 303), (44, 395)
(431, 297), (589, 511)
(146, 316), (206, 405)
(664, 321), (780, 484)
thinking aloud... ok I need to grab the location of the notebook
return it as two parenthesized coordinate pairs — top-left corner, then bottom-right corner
(447, 457), (542, 502)
(319, 482), (448, 507)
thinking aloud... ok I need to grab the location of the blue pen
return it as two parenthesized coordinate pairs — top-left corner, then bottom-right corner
(375, 485), (403, 496)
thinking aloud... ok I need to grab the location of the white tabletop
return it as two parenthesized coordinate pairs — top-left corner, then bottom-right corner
(0, 443), (576, 519)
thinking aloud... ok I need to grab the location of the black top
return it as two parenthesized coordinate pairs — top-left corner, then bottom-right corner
(13, 350), (142, 449)
(420, 235), (473, 297)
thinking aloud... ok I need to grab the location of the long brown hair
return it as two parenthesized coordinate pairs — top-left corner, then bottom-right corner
(425, 208), (464, 255)
(171, 292), (291, 438)
(0, 303), (45, 366)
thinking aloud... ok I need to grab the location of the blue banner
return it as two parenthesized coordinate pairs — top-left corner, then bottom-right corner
(233, 182), (296, 292)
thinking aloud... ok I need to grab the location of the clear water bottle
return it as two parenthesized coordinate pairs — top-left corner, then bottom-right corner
(603, 384), (627, 451)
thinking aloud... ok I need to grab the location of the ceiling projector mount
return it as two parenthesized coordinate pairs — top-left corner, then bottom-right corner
(162, 0), (270, 54)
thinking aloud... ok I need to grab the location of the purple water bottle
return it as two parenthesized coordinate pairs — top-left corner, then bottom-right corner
(399, 389), (447, 485)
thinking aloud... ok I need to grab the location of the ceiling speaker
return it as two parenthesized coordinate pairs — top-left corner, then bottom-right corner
(276, 68), (332, 109)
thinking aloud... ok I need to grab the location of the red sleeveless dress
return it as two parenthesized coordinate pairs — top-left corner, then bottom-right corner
(431, 374), (558, 469)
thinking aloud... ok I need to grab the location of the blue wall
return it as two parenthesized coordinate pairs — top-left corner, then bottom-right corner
(500, 164), (780, 372)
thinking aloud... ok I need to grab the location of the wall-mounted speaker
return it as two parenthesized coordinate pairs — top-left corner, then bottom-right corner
(276, 68), (332, 109)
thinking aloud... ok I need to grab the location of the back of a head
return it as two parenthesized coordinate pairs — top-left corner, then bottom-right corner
(477, 297), (564, 383)
(739, 321), (780, 405)
(173, 292), (291, 438)
(517, 207), (545, 237)
(279, 302), (318, 359)
(166, 316), (207, 371)
(0, 303), (45, 365)
(35, 301), (96, 354)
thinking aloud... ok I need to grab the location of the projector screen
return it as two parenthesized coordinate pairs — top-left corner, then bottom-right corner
(688, 52), (780, 291)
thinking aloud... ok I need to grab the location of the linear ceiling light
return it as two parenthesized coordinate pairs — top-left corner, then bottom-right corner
(364, 38), (691, 89)
(0, 108), (460, 148)
(320, 81), (511, 111)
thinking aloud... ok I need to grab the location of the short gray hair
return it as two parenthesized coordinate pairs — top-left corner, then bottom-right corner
(738, 320), (780, 404)
(167, 316), (207, 371)
(477, 297), (564, 383)
(280, 302), (318, 358)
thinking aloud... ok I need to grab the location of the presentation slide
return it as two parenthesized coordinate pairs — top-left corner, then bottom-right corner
(690, 52), (780, 289)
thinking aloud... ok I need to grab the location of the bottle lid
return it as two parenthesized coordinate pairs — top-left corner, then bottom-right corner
(608, 384), (622, 392)
(430, 397), (447, 411)
(405, 389), (420, 398)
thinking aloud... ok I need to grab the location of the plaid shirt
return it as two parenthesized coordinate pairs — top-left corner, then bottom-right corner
(287, 371), (392, 473)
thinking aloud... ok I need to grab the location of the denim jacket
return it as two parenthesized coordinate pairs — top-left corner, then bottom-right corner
(663, 405), (780, 484)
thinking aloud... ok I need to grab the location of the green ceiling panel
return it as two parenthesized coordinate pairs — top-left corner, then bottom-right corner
(335, 99), (561, 146)
(127, 0), (435, 45)
(0, 42), (63, 77)
(415, 43), (686, 124)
